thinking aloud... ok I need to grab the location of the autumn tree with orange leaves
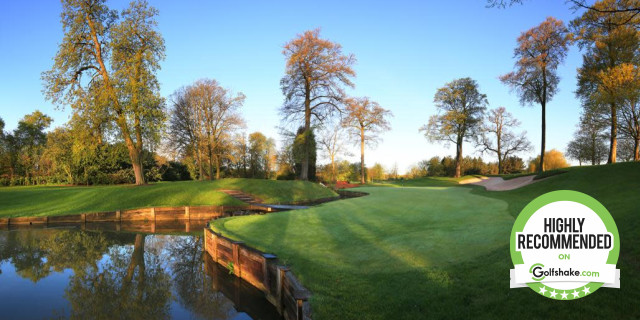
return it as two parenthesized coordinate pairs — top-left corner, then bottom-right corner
(573, 1), (640, 163)
(280, 29), (356, 180)
(342, 97), (392, 184)
(501, 17), (571, 173)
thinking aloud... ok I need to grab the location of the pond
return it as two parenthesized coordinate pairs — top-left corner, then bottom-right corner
(0, 223), (282, 320)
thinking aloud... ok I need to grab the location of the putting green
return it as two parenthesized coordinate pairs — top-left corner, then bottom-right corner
(212, 186), (514, 290)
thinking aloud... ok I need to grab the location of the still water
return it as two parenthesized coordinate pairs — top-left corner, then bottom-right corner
(0, 224), (282, 320)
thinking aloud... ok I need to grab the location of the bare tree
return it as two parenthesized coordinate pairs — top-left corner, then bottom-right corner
(421, 78), (487, 178)
(342, 97), (392, 184)
(501, 17), (571, 172)
(190, 79), (245, 180)
(167, 79), (245, 180)
(318, 121), (351, 183)
(280, 29), (356, 180)
(478, 107), (532, 174)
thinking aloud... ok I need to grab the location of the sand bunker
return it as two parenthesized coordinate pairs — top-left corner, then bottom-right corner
(462, 175), (543, 191)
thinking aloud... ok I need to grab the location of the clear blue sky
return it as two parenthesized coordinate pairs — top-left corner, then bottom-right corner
(0, 0), (585, 172)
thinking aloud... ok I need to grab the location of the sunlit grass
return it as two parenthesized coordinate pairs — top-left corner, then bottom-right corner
(0, 179), (336, 218)
(211, 162), (640, 319)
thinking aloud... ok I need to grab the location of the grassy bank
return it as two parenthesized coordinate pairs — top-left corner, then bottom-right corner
(0, 178), (336, 218)
(211, 162), (640, 319)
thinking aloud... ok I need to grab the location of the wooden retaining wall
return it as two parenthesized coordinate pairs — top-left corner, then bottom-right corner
(0, 204), (271, 229)
(205, 228), (312, 320)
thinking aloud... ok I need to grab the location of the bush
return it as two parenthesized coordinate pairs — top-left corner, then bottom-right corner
(528, 149), (570, 172)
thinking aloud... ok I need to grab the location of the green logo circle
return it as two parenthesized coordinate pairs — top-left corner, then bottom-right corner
(510, 190), (619, 300)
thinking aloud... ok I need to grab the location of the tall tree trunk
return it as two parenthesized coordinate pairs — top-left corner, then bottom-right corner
(360, 129), (365, 184)
(124, 135), (145, 185)
(215, 154), (221, 179)
(497, 134), (503, 174)
(208, 144), (213, 181)
(539, 99), (546, 174)
(125, 234), (146, 284)
(608, 102), (617, 164)
(634, 137), (639, 161)
(331, 155), (336, 183)
(455, 136), (463, 178)
(300, 87), (311, 181)
(87, 13), (145, 185)
(197, 145), (203, 180)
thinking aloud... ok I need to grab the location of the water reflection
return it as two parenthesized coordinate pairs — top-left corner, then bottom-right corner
(0, 227), (282, 320)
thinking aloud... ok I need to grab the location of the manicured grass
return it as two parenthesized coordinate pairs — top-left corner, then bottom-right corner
(0, 178), (336, 218)
(211, 162), (640, 319)
(376, 175), (481, 187)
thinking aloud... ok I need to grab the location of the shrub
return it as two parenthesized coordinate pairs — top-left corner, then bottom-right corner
(528, 149), (570, 172)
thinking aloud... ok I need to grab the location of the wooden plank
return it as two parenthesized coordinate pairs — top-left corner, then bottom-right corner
(121, 208), (153, 221)
(85, 211), (118, 222)
(48, 214), (83, 223)
(9, 216), (47, 225)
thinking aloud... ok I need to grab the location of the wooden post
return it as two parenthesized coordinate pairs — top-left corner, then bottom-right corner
(263, 253), (277, 294)
(116, 210), (121, 222)
(81, 214), (86, 224)
(203, 228), (207, 253)
(185, 206), (190, 222)
(276, 266), (290, 313)
(151, 207), (156, 223)
(297, 299), (303, 320)
(232, 241), (243, 278)
(213, 232), (218, 262)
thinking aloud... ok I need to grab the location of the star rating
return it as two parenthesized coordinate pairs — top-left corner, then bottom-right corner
(549, 290), (557, 298)
(582, 286), (591, 295)
(538, 286), (547, 295)
(561, 291), (569, 299)
(572, 290), (580, 298)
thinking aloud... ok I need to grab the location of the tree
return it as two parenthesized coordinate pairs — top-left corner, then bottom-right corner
(190, 79), (245, 180)
(489, 0), (640, 27)
(167, 80), (245, 180)
(167, 86), (200, 177)
(368, 163), (386, 181)
(421, 78), (487, 178)
(318, 121), (351, 183)
(292, 127), (318, 181)
(477, 107), (531, 174)
(528, 149), (570, 172)
(280, 29), (356, 180)
(501, 17), (571, 173)
(342, 97), (392, 184)
(11, 111), (53, 184)
(572, 2), (640, 163)
(43, 0), (166, 185)
(248, 132), (276, 179)
(42, 127), (76, 183)
(618, 67), (640, 160)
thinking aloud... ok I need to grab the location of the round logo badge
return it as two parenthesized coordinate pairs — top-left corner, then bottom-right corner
(509, 190), (620, 300)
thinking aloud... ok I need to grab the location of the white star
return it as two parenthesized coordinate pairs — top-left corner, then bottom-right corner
(572, 290), (580, 298)
(538, 286), (547, 295)
(561, 291), (569, 299)
(549, 290), (558, 298)
(582, 286), (591, 295)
